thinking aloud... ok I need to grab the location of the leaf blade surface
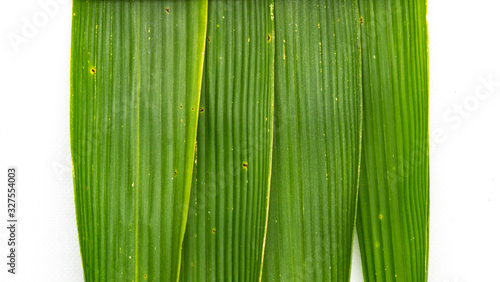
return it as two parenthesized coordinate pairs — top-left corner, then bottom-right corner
(181, 1), (274, 281)
(70, 1), (207, 280)
(263, 1), (362, 281)
(356, 0), (429, 281)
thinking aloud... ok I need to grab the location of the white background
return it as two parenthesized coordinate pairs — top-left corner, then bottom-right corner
(1, 0), (499, 281)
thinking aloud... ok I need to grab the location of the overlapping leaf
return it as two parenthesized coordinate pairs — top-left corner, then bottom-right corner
(181, 0), (274, 281)
(70, 1), (207, 280)
(70, 1), (429, 281)
(356, 0), (429, 281)
(262, 0), (362, 281)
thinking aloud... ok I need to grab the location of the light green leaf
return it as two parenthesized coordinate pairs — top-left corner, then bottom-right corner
(180, 0), (274, 281)
(262, 0), (362, 281)
(356, 0), (429, 281)
(70, 1), (207, 281)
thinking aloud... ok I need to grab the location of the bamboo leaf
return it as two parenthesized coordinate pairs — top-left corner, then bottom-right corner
(262, 0), (362, 281)
(180, 0), (274, 281)
(70, 1), (207, 281)
(356, 0), (429, 281)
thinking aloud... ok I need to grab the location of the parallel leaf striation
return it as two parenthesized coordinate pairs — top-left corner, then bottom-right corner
(356, 0), (429, 281)
(70, 1), (207, 281)
(263, 0), (362, 281)
(181, 0), (274, 281)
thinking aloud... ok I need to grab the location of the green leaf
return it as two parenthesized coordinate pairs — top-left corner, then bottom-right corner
(262, 0), (362, 281)
(180, 0), (274, 281)
(70, 1), (207, 281)
(356, 0), (429, 281)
